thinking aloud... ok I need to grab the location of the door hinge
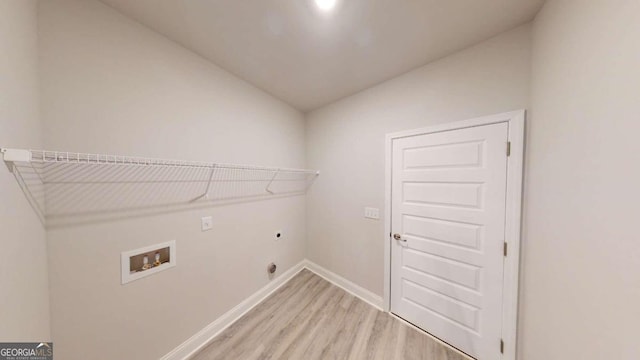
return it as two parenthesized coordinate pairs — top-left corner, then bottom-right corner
(503, 242), (508, 257)
(506, 141), (511, 156)
(500, 339), (504, 354)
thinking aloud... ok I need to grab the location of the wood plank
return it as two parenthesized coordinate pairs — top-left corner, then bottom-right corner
(192, 269), (470, 360)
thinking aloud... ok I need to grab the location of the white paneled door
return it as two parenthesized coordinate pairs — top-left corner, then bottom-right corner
(390, 122), (509, 359)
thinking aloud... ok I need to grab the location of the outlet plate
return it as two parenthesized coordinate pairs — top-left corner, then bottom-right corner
(201, 216), (213, 231)
(364, 207), (380, 220)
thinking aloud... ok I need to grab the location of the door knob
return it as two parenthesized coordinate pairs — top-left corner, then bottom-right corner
(393, 233), (406, 242)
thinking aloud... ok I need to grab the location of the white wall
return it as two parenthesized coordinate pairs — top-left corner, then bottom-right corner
(38, 0), (306, 359)
(521, 1), (640, 359)
(0, 0), (50, 342)
(16, 0), (638, 358)
(306, 25), (531, 296)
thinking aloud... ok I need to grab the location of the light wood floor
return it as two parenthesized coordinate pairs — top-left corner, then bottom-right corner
(192, 269), (468, 360)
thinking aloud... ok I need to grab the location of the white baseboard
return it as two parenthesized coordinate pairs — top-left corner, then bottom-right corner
(303, 260), (384, 310)
(161, 259), (384, 360)
(160, 259), (306, 360)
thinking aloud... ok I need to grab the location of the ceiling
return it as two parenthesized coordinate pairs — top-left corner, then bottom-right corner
(98, 0), (545, 111)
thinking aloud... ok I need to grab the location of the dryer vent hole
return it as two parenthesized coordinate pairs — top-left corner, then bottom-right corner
(267, 263), (277, 274)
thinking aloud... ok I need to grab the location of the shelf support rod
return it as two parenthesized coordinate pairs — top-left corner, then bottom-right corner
(190, 165), (216, 202)
(12, 162), (46, 225)
(265, 169), (280, 194)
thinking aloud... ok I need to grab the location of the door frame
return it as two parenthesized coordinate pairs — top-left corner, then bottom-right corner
(384, 110), (525, 360)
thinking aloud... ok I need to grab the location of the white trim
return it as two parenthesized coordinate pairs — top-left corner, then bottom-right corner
(502, 111), (525, 360)
(121, 240), (176, 285)
(384, 111), (522, 140)
(304, 260), (384, 310)
(161, 259), (385, 360)
(161, 260), (307, 360)
(383, 131), (393, 312)
(383, 110), (526, 360)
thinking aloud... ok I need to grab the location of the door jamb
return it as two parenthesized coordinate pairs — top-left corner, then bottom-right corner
(383, 110), (525, 360)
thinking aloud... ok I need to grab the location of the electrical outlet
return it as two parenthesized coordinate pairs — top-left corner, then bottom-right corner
(364, 207), (380, 220)
(201, 216), (213, 231)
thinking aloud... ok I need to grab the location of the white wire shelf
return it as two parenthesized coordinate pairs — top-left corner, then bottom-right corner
(2, 148), (319, 226)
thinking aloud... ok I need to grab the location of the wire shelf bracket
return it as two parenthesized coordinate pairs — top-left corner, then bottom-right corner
(2, 148), (320, 227)
(189, 165), (217, 203)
